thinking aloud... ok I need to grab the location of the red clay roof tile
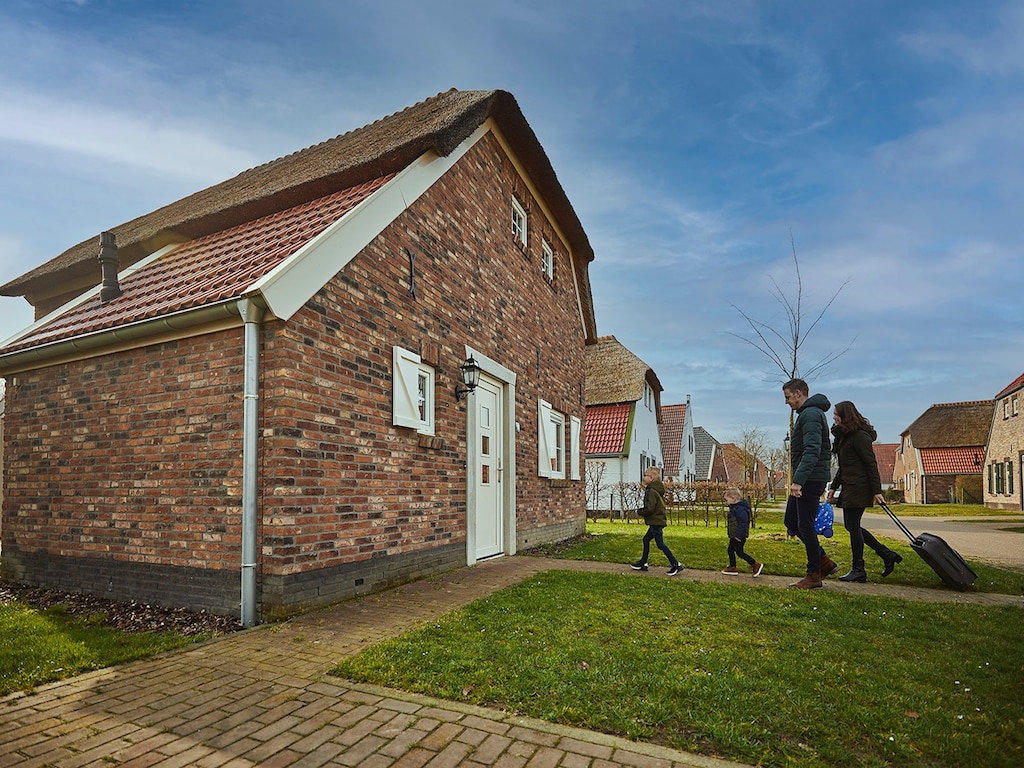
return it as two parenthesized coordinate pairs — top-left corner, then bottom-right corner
(584, 403), (631, 455)
(4, 176), (393, 353)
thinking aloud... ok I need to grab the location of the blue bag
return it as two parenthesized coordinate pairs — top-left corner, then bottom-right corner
(815, 502), (834, 538)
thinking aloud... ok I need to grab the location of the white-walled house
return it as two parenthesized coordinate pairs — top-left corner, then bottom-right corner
(660, 398), (696, 484)
(583, 336), (663, 511)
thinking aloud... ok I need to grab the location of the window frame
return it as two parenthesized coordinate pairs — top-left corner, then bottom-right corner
(512, 197), (528, 247)
(541, 239), (554, 279)
(392, 346), (435, 435)
(538, 398), (566, 479)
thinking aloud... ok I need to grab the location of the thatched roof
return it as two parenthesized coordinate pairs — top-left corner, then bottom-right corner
(902, 401), (993, 447)
(584, 335), (662, 408)
(3, 89), (597, 337)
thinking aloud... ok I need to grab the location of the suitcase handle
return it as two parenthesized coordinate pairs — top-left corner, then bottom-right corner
(878, 501), (919, 544)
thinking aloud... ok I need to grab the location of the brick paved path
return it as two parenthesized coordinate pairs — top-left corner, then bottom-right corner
(2, 557), (1020, 768)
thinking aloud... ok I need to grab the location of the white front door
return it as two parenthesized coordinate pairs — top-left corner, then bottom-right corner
(473, 374), (504, 559)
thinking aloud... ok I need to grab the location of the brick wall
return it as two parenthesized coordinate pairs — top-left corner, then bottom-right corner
(1, 334), (246, 614)
(1, 130), (588, 618)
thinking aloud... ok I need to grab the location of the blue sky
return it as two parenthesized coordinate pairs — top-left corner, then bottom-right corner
(1, 0), (1022, 448)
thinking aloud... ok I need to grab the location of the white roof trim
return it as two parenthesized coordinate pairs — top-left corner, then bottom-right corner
(250, 122), (490, 321)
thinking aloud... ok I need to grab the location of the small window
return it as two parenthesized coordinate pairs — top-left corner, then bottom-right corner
(393, 346), (434, 435)
(1008, 461), (1015, 495)
(541, 240), (554, 279)
(1004, 399), (1011, 419)
(538, 399), (565, 479)
(512, 197), (527, 247)
(1013, 395), (1020, 416)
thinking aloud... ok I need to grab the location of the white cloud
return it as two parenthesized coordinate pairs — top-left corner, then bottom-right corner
(0, 88), (260, 183)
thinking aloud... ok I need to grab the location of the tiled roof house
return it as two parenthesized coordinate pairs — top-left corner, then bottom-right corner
(659, 398), (696, 483)
(873, 443), (899, 490)
(0, 89), (597, 624)
(894, 401), (992, 504)
(720, 442), (770, 487)
(984, 372), (1024, 510)
(583, 336), (663, 508)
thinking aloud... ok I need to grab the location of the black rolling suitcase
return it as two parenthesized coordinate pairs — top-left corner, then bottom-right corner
(880, 502), (977, 591)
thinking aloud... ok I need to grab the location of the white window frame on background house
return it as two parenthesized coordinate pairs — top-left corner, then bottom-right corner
(541, 239), (554, 279)
(538, 399), (565, 479)
(393, 346), (434, 435)
(512, 197), (528, 247)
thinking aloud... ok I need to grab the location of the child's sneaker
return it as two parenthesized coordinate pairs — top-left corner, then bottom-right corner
(630, 560), (649, 571)
(721, 566), (739, 575)
(752, 561), (764, 578)
(666, 563), (684, 577)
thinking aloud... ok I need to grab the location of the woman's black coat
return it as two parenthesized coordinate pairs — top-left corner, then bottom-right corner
(829, 426), (883, 508)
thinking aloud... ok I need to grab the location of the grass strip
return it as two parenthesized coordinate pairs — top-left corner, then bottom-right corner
(0, 601), (201, 696)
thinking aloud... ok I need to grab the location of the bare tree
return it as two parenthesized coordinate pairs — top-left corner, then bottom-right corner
(730, 235), (854, 484)
(730, 233), (853, 383)
(585, 461), (608, 520)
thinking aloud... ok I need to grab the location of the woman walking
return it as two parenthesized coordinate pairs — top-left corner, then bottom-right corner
(827, 401), (902, 582)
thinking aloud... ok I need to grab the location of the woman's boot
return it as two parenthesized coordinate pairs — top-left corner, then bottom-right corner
(839, 562), (867, 582)
(881, 549), (903, 577)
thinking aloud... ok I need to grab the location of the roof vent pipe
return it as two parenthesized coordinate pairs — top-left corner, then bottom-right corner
(98, 231), (122, 302)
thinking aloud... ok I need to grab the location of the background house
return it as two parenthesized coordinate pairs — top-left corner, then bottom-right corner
(659, 397), (695, 484)
(984, 372), (1024, 510)
(0, 89), (596, 623)
(873, 443), (899, 492)
(694, 426), (726, 482)
(720, 442), (771, 488)
(894, 401), (991, 504)
(583, 335), (663, 511)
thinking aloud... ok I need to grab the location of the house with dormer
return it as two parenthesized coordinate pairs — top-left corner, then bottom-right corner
(894, 401), (991, 504)
(0, 89), (597, 624)
(583, 335), (663, 510)
(984, 372), (1024, 510)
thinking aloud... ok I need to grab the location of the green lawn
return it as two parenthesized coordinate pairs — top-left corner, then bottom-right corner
(332, 511), (1024, 767)
(333, 570), (1023, 768)
(569, 512), (1024, 593)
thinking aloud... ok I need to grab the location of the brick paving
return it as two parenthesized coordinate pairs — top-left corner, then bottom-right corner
(2, 556), (1021, 768)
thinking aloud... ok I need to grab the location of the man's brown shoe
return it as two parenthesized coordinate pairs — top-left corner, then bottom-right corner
(820, 555), (839, 578)
(790, 571), (823, 589)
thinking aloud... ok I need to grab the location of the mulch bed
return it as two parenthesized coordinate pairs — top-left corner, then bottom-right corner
(0, 581), (242, 637)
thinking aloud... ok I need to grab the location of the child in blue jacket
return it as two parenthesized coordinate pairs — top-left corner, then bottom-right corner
(722, 488), (763, 577)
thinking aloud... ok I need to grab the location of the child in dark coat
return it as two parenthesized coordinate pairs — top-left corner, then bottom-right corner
(722, 488), (763, 577)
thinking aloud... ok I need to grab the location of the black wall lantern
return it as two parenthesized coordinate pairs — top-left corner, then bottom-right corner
(456, 355), (482, 401)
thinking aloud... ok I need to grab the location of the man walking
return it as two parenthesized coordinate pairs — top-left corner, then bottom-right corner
(783, 378), (837, 589)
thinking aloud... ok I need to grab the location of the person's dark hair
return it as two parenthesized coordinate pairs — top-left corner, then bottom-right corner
(782, 378), (809, 395)
(833, 400), (872, 433)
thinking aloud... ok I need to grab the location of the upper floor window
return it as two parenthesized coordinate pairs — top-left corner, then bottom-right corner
(541, 240), (554, 279)
(393, 346), (434, 435)
(512, 197), (527, 247)
(1014, 395), (1020, 416)
(1004, 398), (1011, 419)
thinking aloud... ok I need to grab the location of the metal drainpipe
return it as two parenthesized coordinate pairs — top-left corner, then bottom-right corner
(238, 299), (263, 627)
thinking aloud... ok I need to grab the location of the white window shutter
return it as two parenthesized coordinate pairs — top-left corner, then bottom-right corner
(570, 415), (581, 480)
(393, 346), (422, 429)
(538, 399), (554, 477)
